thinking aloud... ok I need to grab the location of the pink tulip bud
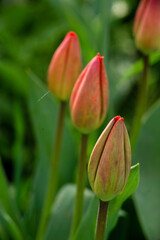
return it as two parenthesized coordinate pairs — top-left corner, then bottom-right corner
(88, 116), (131, 201)
(47, 31), (82, 100)
(133, 0), (160, 52)
(70, 53), (109, 134)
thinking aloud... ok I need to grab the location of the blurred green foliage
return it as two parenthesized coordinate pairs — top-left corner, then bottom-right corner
(0, 0), (160, 239)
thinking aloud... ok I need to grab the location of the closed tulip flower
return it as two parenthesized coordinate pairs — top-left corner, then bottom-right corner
(88, 116), (131, 201)
(70, 53), (109, 134)
(133, 0), (160, 52)
(47, 31), (82, 100)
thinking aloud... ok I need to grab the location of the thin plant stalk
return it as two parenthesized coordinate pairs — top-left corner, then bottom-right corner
(36, 101), (66, 240)
(95, 200), (109, 240)
(70, 134), (88, 240)
(131, 54), (149, 150)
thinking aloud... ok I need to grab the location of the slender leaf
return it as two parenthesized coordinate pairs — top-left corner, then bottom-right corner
(120, 51), (160, 84)
(74, 196), (98, 240)
(133, 100), (160, 240)
(26, 72), (77, 236)
(106, 163), (140, 238)
(0, 159), (14, 217)
(0, 205), (23, 240)
(44, 184), (94, 240)
(109, 163), (140, 215)
(0, 61), (28, 97)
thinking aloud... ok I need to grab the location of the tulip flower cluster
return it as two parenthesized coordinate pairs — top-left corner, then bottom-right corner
(3, 0), (159, 238)
(44, 18), (145, 238)
(47, 30), (132, 200)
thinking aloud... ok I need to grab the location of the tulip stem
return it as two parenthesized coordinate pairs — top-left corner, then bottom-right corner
(131, 54), (149, 150)
(95, 200), (109, 240)
(70, 134), (88, 240)
(36, 101), (66, 240)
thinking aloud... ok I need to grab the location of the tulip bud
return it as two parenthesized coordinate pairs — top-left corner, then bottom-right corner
(70, 53), (109, 134)
(47, 31), (82, 100)
(133, 0), (160, 52)
(88, 116), (131, 201)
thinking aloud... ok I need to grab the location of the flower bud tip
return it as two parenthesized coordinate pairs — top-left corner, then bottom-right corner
(97, 53), (104, 60)
(114, 116), (123, 122)
(68, 31), (77, 37)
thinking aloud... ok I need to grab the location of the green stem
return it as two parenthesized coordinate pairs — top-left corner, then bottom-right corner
(130, 54), (149, 150)
(95, 200), (109, 240)
(36, 101), (66, 240)
(70, 134), (88, 240)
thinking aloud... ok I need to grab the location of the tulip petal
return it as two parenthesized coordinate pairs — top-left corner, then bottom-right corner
(134, 0), (160, 51)
(47, 31), (82, 100)
(123, 124), (132, 186)
(94, 118), (125, 201)
(88, 116), (131, 202)
(70, 54), (109, 133)
(88, 117), (118, 190)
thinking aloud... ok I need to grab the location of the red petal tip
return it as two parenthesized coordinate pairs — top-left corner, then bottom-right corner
(114, 116), (121, 121)
(97, 53), (104, 60)
(68, 31), (77, 37)
(114, 116), (124, 122)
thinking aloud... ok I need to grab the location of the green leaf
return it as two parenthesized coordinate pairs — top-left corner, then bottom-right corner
(0, 61), (28, 97)
(20, 23), (66, 61)
(0, 160), (25, 235)
(109, 163), (140, 215)
(25, 72), (77, 236)
(106, 163), (140, 237)
(44, 184), (94, 240)
(0, 205), (23, 240)
(0, 227), (8, 240)
(133, 100), (160, 240)
(12, 102), (25, 194)
(120, 51), (160, 83)
(74, 196), (98, 240)
(0, 159), (14, 217)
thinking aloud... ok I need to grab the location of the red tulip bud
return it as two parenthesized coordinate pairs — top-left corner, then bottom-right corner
(133, 0), (160, 52)
(70, 53), (109, 134)
(88, 116), (131, 201)
(47, 31), (82, 100)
